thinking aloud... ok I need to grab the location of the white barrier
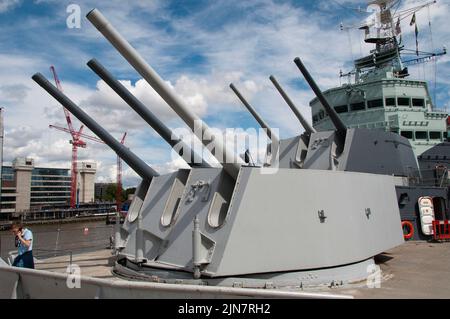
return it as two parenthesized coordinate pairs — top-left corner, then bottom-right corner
(0, 260), (352, 299)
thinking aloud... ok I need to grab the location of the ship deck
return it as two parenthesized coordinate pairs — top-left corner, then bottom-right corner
(34, 241), (450, 298)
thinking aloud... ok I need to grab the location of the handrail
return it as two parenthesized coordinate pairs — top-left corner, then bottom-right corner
(0, 262), (353, 299)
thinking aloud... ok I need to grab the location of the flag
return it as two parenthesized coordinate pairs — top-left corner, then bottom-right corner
(395, 17), (401, 35)
(415, 24), (419, 55)
(409, 13), (419, 56)
(410, 13), (416, 26)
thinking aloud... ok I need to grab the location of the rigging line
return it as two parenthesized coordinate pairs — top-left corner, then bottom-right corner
(402, 48), (438, 55)
(422, 59), (426, 82)
(345, 27), (354, 62)
(329, 0), (364, 16)
(427, 4), (437, 104)
(396, 0), (436, 16)
(392, 0), (402, 16)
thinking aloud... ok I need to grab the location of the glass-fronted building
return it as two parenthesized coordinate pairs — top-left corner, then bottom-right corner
(0, 158), (71, 216)
(30, 167), (71, 206)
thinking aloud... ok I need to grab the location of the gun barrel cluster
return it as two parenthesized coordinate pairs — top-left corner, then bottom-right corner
(33, 8), (336, 181)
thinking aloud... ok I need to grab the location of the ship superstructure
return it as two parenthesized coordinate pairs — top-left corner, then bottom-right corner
(310, 0), (447, 157)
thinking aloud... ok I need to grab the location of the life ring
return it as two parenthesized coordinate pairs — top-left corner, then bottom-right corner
(402, 221), (414, 240)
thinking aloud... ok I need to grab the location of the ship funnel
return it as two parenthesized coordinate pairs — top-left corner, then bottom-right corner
(229, 83), (278, 142)
(269, 75), (316, 135)
(87, 58), (211, 168)
(293, 57), (347, 142)
(32, 73), (159, 181)
(86, 8), (243, 179)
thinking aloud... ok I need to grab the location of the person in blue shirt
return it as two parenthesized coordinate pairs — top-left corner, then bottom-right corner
(11, 222), (34, 269)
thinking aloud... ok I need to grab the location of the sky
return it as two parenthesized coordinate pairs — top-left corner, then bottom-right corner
(0, 0), (449, 187)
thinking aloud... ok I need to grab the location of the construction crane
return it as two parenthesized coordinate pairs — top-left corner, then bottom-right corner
(49, 66), (127, 210)
(50, 66), (86, 208)
(50, 125), (127, 211)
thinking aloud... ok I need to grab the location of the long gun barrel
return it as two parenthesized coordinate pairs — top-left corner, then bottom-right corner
(86, 8), (243, 179)
(293, 57), (346, 141)
(229, 83), (278, 142)
(269, 75), (316, 135)
(32, 72), (159, 181)
(87, 58), (211, 168)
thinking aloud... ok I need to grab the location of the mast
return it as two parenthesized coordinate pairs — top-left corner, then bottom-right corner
(350, 0), (444, 81)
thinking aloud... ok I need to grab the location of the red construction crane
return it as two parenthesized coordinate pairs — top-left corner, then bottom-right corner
(50, 125), (127, 211)
(116, 132), (127, 212)
(50, 66), (86, 208)
(49, 66), (127, 209)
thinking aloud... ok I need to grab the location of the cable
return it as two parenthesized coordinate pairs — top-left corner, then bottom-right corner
(427, 5), (437, 104)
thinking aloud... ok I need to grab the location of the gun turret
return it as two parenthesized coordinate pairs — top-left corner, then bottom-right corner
(269, 75), (316, 135)
(87, 58), (211, 168)
(293, 57), (347, 143)
(229, 83), (278, 142)
(86, 8), (243, 179)
(32, 73), (159, 181)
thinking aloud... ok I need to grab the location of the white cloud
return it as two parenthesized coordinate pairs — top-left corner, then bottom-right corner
(1, 0), (449, 188)
(0, 0), (20, 13)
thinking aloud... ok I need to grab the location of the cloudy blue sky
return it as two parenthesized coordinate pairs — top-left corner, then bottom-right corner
(0, 0), (449, 187)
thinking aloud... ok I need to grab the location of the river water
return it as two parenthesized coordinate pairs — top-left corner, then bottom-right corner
(0, 220), (114, 261)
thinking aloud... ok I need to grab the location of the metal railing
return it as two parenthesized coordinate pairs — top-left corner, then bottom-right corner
(1, 225), (114, 262)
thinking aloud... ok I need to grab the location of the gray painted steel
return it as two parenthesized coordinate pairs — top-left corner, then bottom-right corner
(116, 167), (403, 278)
(418, 142), (450, 186)
(294, 57), (347, 142)
(115, 257), (374, 289)
(276, 128), (419, 177)
(269, 75), (316, 134)
(275, 135), (309, 169)
(87, 59), (210, 168)
(229, 83), (278, 142)
(32, 73), (158, 181)
(86, 8), (243, 179)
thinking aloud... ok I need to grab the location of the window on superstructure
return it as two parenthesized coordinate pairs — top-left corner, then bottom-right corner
(412, 98), (424, 107)
(397, 97), (410, 107)
(401, 131), (413, 139)
(334, 105), (348, 113)
(350, 101), (365, 111)
(385, 98), (396, 106)
(312, 115), (318, 123)
(415, 131), (427, 140)
(429, 131), (442, 140)
(368, 99), (383, 108)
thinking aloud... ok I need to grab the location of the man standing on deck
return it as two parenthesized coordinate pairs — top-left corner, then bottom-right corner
(11, 222), (35, 269)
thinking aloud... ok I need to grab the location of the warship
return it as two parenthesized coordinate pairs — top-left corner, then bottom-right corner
(0, 1), (448, 298)
(32, 6), (408, 289)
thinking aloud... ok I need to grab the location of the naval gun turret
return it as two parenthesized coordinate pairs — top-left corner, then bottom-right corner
(270, 57), (420, 177)
(270, 59), (445, 241)
(31, 7), (405, 289)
